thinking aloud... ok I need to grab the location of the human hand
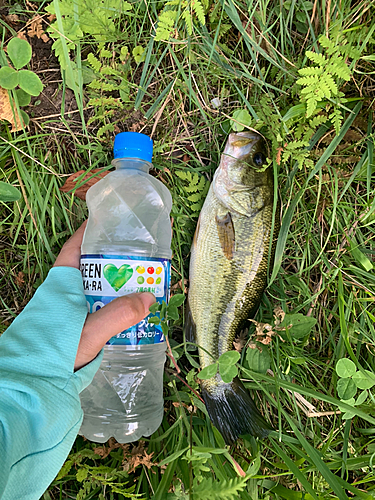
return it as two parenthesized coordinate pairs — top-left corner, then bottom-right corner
(54, 222), (156, 370)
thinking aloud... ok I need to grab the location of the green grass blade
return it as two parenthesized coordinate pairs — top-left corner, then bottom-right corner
(269, 101), (363, 285)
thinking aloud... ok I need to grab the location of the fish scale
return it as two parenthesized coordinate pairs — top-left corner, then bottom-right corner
(186, 131), (279, 444)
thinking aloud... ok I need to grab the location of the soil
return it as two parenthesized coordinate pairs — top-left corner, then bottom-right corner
(30, 84), (78, 119)
(27, 34), (79, 120)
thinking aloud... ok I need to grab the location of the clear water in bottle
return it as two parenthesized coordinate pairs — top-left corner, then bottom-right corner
(79, 132), (172, 443)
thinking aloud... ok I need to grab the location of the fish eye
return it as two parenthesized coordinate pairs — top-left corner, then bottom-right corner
(253, 152), (266, 166)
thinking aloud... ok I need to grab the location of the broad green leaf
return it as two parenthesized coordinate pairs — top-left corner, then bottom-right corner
(120, 46), (129, 62)
(167, 305), (179, 320)
(352, 370), (375, 390)
(246, 347), (271, 374)
(0, 181), (21, 202)
(282, 104), (306, 122)
(133, 45), (146, 64)
(160, 300), (167, 319)
(247, 456), (261, 477)
(149, 302), (160, 314)
(0, 67), (19, 90)
(219, 363), (238, 383)
(161, 320), (168, 336)
(337, 378), (357, 400)
(18, 70), (43, 96)
(119, 87), (130, 103)
(231, 108), (252, 132)
(219, 351), (240, 366)
(339, 398), (355, 409)
(168, 294), (185, 307)
(281, 313), (317, 339)
(342, 411), (356, 420)
(336, 358), (357, 378)
(15, 88), (31, 106)
(148, 316), (160, 325)
(198, 363), (218, 380)
(355, 389), (368, 406)
(7, 38), (32, 69)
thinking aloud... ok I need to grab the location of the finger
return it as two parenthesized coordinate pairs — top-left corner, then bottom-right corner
(74, 292), (156, 370)
(54, 221), (87, 269)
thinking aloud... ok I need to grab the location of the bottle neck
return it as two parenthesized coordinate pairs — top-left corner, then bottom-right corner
(112, 157), (151, 174)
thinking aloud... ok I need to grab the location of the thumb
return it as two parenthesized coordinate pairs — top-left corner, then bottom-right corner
(75, 292), (156, 370)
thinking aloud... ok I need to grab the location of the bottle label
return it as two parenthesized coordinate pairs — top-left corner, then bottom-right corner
(80, 254), (171, 345)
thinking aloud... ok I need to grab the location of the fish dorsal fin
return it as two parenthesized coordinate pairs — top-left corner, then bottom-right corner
(216, 212), (235, 260)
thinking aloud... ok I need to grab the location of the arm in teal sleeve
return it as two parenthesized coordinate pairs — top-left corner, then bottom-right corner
(0, 266), (103, 500)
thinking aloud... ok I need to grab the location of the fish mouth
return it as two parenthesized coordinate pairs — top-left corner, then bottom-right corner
(224, 131), (262, 160)
(212, 129), (268, 213)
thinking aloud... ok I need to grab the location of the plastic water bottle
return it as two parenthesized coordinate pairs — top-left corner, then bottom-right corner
(79, 132), (172, 443)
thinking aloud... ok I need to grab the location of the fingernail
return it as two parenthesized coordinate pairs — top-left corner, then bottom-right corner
(139, 291), (156, 313)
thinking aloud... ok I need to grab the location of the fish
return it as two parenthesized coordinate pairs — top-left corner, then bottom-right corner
(185, 131), (279, 444)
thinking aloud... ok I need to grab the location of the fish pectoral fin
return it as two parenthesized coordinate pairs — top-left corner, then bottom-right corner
(215, 212), (235, 260)
(184, 299), (197, 347)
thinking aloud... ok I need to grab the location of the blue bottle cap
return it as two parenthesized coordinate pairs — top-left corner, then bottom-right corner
(113, 132), (153, 162)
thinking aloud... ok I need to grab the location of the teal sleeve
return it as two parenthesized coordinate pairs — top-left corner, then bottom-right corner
(0, 267), (103, 500)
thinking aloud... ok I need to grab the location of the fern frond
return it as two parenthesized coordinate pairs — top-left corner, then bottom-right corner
(305, 50), (326, 66)
(320, 73), (337, 98)
(187, 193), (202, 202)
(319, 35), (337, 55)
(182, 9), (193, 35)
(100, 66), (120, 76)
(192, 0), (205, 25)
(329, 108), (343, 135)
(190, 203), (203, 212)
(87, 53), (101, 72)
(97, 122), (115, 138)
(309, 115), (328, 128)
(176, 169), (209, 216)
(298, 67), (323, 76)
(99, 48), (112, 58)
(306, 98), (317, 118)
(196, 175), (207, 191)
(175, 170), (190, 181)
(88, 97), (121, 107)
(192, 476), (249, 500)
(155, 10), (177, 41)
(296, 75), (320, 87)
(88, 80), (118, 91)
(328, 60), (351, 81)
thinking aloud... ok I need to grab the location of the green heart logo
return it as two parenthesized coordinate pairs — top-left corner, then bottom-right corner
(103, 264), (133, 292)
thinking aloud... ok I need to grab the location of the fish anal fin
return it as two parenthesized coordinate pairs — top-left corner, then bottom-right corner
(216, 212), (235, 260)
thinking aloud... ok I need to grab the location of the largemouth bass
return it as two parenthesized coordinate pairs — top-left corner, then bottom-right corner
(186, 131), (279, 444)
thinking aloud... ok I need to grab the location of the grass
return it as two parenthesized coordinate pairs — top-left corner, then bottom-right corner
(0, 0), (375, 498)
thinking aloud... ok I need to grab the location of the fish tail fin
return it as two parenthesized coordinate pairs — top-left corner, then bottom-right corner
(201, 377), (272, 444)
